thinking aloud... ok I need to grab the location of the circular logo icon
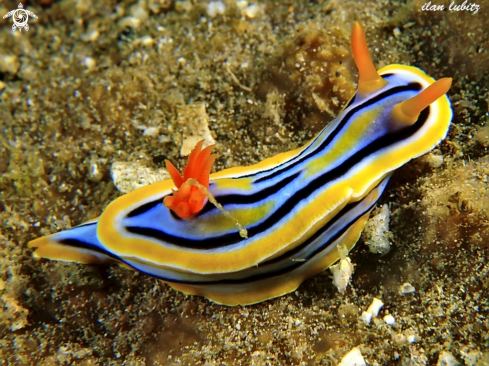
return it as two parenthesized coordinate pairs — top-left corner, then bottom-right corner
(3, 3), (38, 32)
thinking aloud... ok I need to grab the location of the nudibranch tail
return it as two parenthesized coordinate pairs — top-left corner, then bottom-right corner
(392, 77), (453, 126)
(351, 21), (387, 95)
(163, 140), (217, 218)
(28, 220), (114, 264)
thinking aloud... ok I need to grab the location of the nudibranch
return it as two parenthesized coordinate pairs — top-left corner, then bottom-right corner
(28, 23), (452, 306)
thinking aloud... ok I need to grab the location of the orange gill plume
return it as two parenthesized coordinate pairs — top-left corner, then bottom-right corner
(163, 140), (217, 218)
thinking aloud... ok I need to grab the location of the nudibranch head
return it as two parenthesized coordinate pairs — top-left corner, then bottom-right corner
(350, 21), (452, 136)
(163, 140), (217, 218)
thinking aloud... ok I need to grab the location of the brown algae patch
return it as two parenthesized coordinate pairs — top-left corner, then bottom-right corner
(418, 156), (489, 252)
(255, 24), (357, 134)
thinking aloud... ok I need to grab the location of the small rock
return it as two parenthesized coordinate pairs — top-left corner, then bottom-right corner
(366, 298), (384, 318)
(363, 204), (391, 255)
(111, 161), (170, 194)
(437, 351), (460, 366)
(338, 347), (366, 366)
(383, 314), (395, 325)
(118, 17), (141, 29)
(84, 57), (96, 70)
(400, 283), (416, 294)
(177, 103), (216, 156)
(242, 4), (262, 18)
(206, 1), (225, 18)
(0, 54), (20, 75)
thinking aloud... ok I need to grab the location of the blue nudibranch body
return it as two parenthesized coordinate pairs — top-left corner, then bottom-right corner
(29, 23), (453, 306)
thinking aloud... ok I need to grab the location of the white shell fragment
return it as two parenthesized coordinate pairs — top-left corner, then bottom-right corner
(330, 257), (354, 294)
(383, 314), (395, 325)
(360, 297), (383, 324)
(177, 103), (216, 156)
(330, 245), (354, 294)
(206, 1), (226, 17)
(0, 54), (20, 75)
(118, 16), (141, 29)
(84, 57), (96, 70)
(236, 0), (248, 9)
(359, 311), (372, 324)
(88, 156), (105, 182)
(437, 351), (461, 366)
(242, 4), (262, 18)
(338, 347), (366, 366)
(400, 283), (416, 294)
(363, 204), (391, 254)
(426, 152), (445, 168)
(111, 161), (170, 194)
(142, 126), (160, 137)
(367, 298), (384, 318)
(459, 348), (483, 366)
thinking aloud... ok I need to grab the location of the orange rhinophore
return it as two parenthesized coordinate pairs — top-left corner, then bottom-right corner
(351, 22), (387, 95)
(163, 140), (217, 218)
(391, 77), (453, 126)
